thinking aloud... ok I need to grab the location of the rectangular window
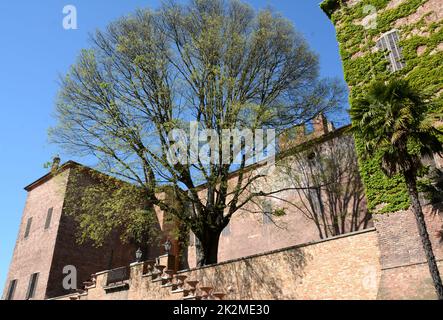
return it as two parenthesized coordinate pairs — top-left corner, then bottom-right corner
(222, 223), (231, 237)
(5, 279), (17, 300)
(24, 217), (33, 239)
(26, 273), (39, 300)
(376, 30), (405, 72)
(45, 208), (53, 229)
(263, 201), (273, 224)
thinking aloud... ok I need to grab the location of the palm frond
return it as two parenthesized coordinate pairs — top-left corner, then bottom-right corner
(352, 78), (442, 176)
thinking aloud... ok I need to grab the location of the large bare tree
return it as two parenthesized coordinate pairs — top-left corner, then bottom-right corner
(50, 0), (344, 266)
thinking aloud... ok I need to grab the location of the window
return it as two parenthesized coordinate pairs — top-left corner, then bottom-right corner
(26, 273), (39, 300)
(45, 208), (53, 229)
(5, 279), (17, 300)
(222, 223), (231, 237)
(24, 217), (33, 239)
(262, 200), (273, 224)
(376, 30), (405, 72)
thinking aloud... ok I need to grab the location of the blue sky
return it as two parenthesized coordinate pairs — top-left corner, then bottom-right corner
(0, 0), (346, 291)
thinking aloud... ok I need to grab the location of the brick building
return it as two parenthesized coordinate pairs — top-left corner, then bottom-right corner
(3, 115), (373, 299)
(1, 160), (155, 300)
(186, 117), (372, 267)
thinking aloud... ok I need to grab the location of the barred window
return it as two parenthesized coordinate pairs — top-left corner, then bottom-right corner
(45, 208), (53, 229)
(24, 217), (32, 239)
(26, 273), (39, 300)
(376, 30), (405, 72)
(5, 279), (17, 300)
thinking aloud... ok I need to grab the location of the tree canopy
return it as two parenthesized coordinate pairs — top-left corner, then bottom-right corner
(50, 0), (345, 266)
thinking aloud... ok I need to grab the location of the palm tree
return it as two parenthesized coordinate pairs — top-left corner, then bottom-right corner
(351, 79), (443, 300)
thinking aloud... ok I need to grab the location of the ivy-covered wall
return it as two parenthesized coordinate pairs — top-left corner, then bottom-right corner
(321, 0), (443, 213)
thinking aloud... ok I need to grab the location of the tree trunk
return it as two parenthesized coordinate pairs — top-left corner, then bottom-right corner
(195, 229), (221, 267)
(404, 172), (443, 300)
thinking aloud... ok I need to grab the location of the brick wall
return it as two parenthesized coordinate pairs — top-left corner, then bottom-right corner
(2, 171), (70, 300)
(70, 229), (381, 300)
(374, 205), (443, 299)
(44, 166), (147, 299)
(50, 207), (443, 300)
(182, 229), (380, 300)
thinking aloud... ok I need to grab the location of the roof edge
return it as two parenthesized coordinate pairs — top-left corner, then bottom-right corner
(23, 161), (82, 191)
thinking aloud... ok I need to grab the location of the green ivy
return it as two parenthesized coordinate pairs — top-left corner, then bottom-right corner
(369, 0), (426, 36)
(320, 0), (341, 19)
(322, 0), (443, 213)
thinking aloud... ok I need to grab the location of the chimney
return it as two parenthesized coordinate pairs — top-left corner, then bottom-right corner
(51, 156), (61, 172)
(312, 114), (329, 137)
(295, 125), (306, 143)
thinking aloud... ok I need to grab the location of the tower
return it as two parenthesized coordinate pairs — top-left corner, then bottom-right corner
(322, 0), (443, 299)
(2, 160), (143, 300)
